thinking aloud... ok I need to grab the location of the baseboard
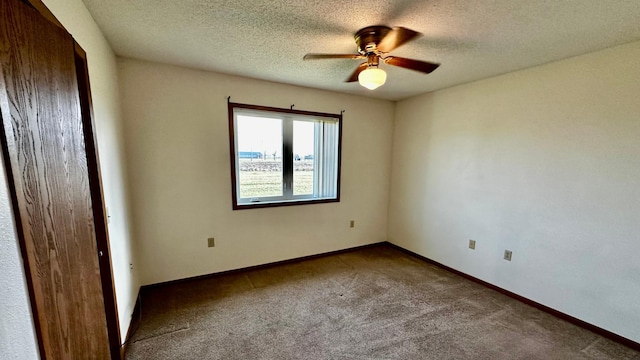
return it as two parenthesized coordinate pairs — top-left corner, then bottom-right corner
(120, 289), (142, 359)
(384, 241), (640, 352)
(143, 242), (387, 290)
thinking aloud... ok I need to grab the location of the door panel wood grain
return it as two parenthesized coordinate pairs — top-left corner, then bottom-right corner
(0, 0), (112, 358)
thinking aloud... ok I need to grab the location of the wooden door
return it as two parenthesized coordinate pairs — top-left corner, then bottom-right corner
(0, 0), (114, 358)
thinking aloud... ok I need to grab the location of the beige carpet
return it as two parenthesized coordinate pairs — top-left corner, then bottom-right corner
(125, 245), (640, 359)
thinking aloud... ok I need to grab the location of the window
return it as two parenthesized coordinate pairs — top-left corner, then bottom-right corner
(228, 102), (342, 209)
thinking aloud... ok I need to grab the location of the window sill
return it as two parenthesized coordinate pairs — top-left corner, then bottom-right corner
(233, 197), (339, 210)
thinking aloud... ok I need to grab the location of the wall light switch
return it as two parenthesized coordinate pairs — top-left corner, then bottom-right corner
(208, 237), (215, 247)
(350, 220), (355, 228)
(469, 239), (476, 250)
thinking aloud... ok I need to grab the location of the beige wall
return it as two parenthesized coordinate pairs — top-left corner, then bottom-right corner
(388, 41), (640, 342)
(43, 0), (139, 341)
(118, 58), (395, 285)
(0, 154), (39, 359)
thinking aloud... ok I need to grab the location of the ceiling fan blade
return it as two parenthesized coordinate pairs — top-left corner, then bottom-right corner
(304, 53), (363, 60)
(377, 27), (420, 53)
(383, 56), (440, 74)
(346, 63), (368, 82)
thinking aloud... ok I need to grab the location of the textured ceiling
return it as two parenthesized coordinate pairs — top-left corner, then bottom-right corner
(82, 0), (640, 101)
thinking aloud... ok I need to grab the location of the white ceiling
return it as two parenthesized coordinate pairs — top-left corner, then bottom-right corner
(82, 0), (640, 101)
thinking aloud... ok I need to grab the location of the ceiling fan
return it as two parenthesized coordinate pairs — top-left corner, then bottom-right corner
(304, 25), (440, 90)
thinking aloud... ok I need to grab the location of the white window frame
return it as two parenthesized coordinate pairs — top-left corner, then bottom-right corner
(228, 102), (342, 210)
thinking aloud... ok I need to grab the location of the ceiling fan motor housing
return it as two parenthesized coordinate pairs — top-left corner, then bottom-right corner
(355, 26), (391, 54)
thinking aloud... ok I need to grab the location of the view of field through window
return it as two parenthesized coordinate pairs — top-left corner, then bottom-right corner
(237, 115), (315, 199)
(238, 159), (314, 198)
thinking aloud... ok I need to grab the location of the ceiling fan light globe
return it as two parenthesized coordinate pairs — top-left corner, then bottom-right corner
(358, 68), (387, 90)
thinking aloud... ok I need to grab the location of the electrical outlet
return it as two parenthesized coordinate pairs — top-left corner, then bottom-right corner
(350, 220), (355, 228)
(129, 263), (133, 270)
(208, 237), (215, 247)
(504, 250), (512, 261)
(468, 239), (476, 250)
